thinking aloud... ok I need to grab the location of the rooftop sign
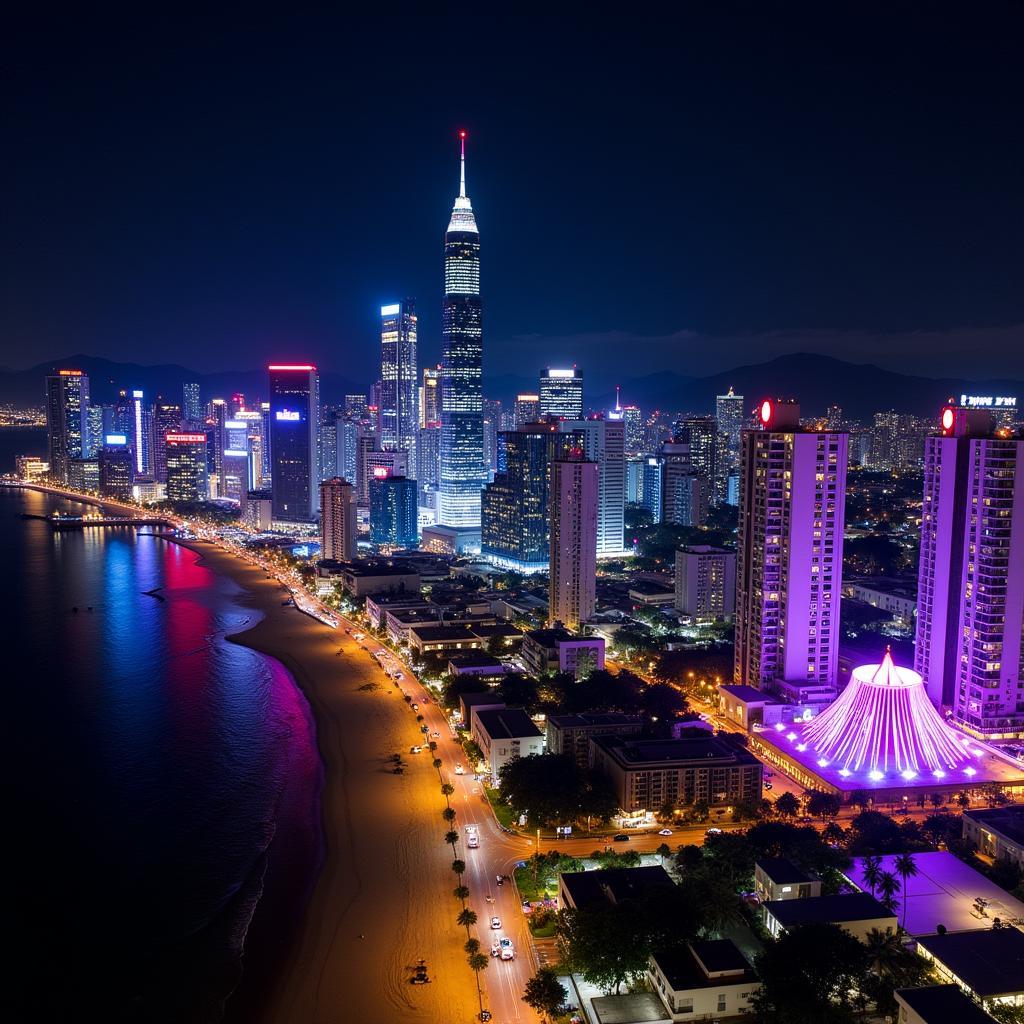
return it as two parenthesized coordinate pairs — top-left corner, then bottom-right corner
(959, 395), (1016, 408)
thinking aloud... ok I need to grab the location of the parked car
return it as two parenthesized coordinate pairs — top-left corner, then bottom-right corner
(706, 827), (723, 836)
(612, 834), (630, 842)
(409, 745), (422, 754)
(658, 828), (674, 836)
(490, 941), (501, 957)
(454, 764), (465, 775)
(490, 916), (501, 929)
(499, 937), (515, 960)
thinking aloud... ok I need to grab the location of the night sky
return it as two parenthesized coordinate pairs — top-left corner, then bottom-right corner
(3, 7), (1022, 389)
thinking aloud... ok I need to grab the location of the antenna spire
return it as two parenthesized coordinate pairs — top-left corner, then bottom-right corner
(459, 130), (467, 198)
(615, 385), (621, 413)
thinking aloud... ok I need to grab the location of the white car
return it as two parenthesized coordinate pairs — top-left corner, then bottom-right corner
(658, 828), (674, 836)
(467, 835), (479, 849)
(409, 745), (422, 754)
(454, 764), (465, 775)
(490, 916), (501, 929)
(499, 937), (515, 961)
(490, 941), (501, 957)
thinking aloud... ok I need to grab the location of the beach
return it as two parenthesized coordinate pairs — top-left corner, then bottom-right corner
(184, 541), (480, 1024)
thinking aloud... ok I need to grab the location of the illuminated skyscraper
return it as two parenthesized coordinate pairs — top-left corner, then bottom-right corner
(558, 417), (626, 555)
(268, 364), (320, 523)
(320, 477), (357, 561)
(481, 422), (581, 573)
(221, 418), (250, 502)
(421, 365), (441, 428)
(152, 401), (182, 482)
(165, 432), (209, 503)
(98, 435), (134, 500)
(514, 393), (540, 427)
(548, 452), (599, 629)
(734, 399), (848, 702)
(129, 390), (153, 476)
(539, 368), (584, 419)
(380, 299), (418, 465)
(716, 387), (745, 503)
(623, 405), (643, 457)
(182, 382), (202, 426)
(45, 369), (89, 483)
(370, 475), (418, 549)
(916, 405), (1024, 736)
(438, 131), (485, 527)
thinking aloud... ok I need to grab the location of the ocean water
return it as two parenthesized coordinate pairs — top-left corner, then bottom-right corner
(6, 484), (322, 1022)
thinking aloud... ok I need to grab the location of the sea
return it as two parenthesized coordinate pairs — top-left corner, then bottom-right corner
(4, 430), (323, 1022)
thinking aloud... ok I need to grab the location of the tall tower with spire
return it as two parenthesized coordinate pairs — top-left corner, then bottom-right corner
(438, 130), (485, 527)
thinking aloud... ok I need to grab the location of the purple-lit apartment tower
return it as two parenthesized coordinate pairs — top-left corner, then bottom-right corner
(916, 405), (1024, 739)
(734, 398), (848, 703)
(548, 450), (599, 631)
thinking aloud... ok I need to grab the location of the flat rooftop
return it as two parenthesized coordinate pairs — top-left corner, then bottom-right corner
(561, 865), (675, 912)
(895, 985), (998, 1024)
(447, 651), (505, 669)
(720, 683), (781, 704)
(525, 627), (579, 646)
(846, 852), (1024, 936)
(408, 625), (480, 642)
(548, 713), (645, 729)
(763, 892), (894, 927)
(474, 707), (542, 740)
(591, 992), (670, 1024)
(756, 857), (813, 886)
(652, 940), (755, 992)
(593, 732), (760, 769)
(963, 805), (1024, 847)
(753, 721), (1024, 795)
(917, 928), (1024, 998)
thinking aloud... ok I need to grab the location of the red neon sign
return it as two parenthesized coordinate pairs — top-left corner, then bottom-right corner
(760, 399), (773, 425)
(941, 406), (955, 432)
(268, 364), (316, 371)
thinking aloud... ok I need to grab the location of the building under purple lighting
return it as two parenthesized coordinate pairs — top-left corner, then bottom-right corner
(750, 649), (1024, 801)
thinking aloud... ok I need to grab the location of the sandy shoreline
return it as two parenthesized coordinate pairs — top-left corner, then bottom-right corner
(173, 540), (479, 1024)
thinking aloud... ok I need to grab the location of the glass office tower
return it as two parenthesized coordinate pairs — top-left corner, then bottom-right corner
(268, 364), (320, 523)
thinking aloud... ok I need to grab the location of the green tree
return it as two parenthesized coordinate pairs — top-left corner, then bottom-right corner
(441, 782), (455, 800)
(893, 852), (919, 929)
(876, 870), (901, 914)
(442, 806), (457, 822)
(456, 907), (478, 930)
(465, 937), (481, 955)
(453, 885), (470, 901)
(444, 829), (460, 847)
(775, 791), (800, 817)
(806, 790), (842, 819)
(751, 922), (869, 1023)
(452, 859), (466, 875)
(860, 927), (930, 1017)
(522, 967), (568, 1021)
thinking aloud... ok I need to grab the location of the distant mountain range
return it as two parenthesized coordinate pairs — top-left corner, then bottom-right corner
(3, 352), (1021, 422)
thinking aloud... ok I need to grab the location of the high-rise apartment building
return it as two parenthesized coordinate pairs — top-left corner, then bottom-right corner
(98, 436), (134, 500)
(320, 477), (357, 562)
(380, 300), (418, 465)
(129, 390), (153, 477)
(558, 417), (626, 555)
(182, 382), (202, 426)
(675, 545), (736, 619)
(165, 432), (209, 503)
(421, 366), (441, 428)
(539, 367), (584, 419)
(416, 425), (441, 506)
(370, 475), (418, 549)
(915, 406), (1024, 737)
(221, 419), (251, 502)
(345, 394), (369, 420)
(548, 453), (598, 630)
(483, 399), (502, 478)
(734, 399), (848, 702)
(662, 467), (710, 527)
(438, 132), (485, 527)
(481, 422), (582, 572)
(514, 393), (540, 427)
(716, 387), (745, 503)
(86, 405), (103, 457)
(268, 364), (320, 523)
(152, 401), (182, 482)
(623, 405), (644, 457)
(45, 369), (90, 484)
(680, 416), (718, 490)
(869, 411), (925, 470)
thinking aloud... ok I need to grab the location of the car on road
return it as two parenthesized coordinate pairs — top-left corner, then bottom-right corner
(612, 834), (630, 842)
(409, 745), (422, 754)
(658, 829), (674, 836)
(467, 834), (479, 848)
(375, 649), (386, 657)
(353, 633), (365, 640)
(454, 764), (465, 775)
(411, 702), (418, 710)
(499, 937), (515, 960)
(764, 781), (773, 790)
(706, 827), (722, 836)
(490, 941), (501, 957)
(490, 916), (501, 929)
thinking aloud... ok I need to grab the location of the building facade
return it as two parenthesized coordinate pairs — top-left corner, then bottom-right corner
(675, 545), (736, 619)
(165, 432), (209, 502)
(268, 364), (320, 523)
(45, 369), (90, 484)
(369, 475), (418, 549)
(538, 367), (584, 419)
(916, 406), (1024, 735)
(548, 454), (599, 629)
(733, 399), (848, 701)
(559, 417), (625, 555)
(438, 133), (485, 527)
(320, 477), (357, 562)
(380, 299), (418, 465)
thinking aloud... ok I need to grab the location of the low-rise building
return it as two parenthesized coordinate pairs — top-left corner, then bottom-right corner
(962, 805), (1024, 870)
(521, 627), (605, 678)
(628, 582), (677, 606)
(447, 651), (506, 680)
(472, 707), (544, 778)
(761, 892), (896, 942)
(674, 545), (736, 619)
(894, 985), (998, 1024)
(407, 624), (484, 657)
(590, 732), (762, 815)
(648, 939), (760, 1022)
(546, 713), (645, 770)
(847, 579), (917, 626)
(320, 558), (421, 598)
(458, 692), (506, 732)
(718, 684), (783, 730)
(558, 865), (676, 911)
(420, 523), (481, 555)
(915, 928), (1024, 1012)
(754, 857), (821, 902)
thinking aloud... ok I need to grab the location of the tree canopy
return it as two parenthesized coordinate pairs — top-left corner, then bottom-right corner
(497, 753), (619, 827)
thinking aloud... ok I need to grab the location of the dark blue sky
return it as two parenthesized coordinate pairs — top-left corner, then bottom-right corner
(3, 7), (1022, 390)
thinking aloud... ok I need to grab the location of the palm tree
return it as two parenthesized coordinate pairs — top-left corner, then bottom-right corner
(442, 806), (457, 823)
(444, 829), (460, 847)
(863, 927), (903, 979)
(876, 870), (901, 914)
(861, 854), (883, 897)
(453, 885), (470, 902)
(464, 937), (481, 955)
(457, 907), (478, 931)
(893, 852), (919, 929)
(452, 859), (466, 876)
(468, 951), (489, 1018)
(441, 782), (455, 804)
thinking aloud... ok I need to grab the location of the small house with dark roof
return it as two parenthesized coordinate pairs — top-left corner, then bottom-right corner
(558, 865), (676, 912)
(471, 707), (544, 778)
(648, 939), (760, 1021)
(762, 892), (896, 942)
(754, 856), (821, 902)
(895, 985), (1001, 1024)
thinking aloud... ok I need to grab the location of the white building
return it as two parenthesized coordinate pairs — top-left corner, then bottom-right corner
(558, 416), (625, 556)
(675, 545), (736, 619)
(548, 455), (598, 629)
(472, 707), (544, 778)
(648, 939), (760, 1022)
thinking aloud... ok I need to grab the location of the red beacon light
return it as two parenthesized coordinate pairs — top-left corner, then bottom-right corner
(941, 406), (955, 433)
(759, 399), (774, 426)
